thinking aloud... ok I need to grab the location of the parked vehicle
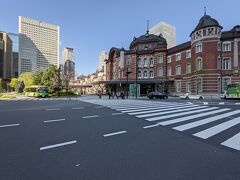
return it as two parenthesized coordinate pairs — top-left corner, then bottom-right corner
(220, 91), (227, 99)
(179, 93), (204, 100)
(25, 85), (49, 98)
(148, 92), (168, 99)
(225, 83), (240, 99)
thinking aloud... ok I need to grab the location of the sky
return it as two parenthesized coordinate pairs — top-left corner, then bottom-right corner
(0, 0), (239, 75)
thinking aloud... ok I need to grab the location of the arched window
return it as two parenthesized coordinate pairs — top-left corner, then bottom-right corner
(137, 58), (142, 67)
(143, 58), (148, 67)
(149, 57), (154, 66)
(143, 71), (148, 78)
(149, 70), (154, 78)
(138, 71), (142, 78)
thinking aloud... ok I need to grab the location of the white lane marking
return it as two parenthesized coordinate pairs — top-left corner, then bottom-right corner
(203, 102), (208, 105)
(0, 124), (20, 128)
(235, 103), (240, 105)
(129, 105), (198, 115)
(161, 108), (227, 127)
(72, 107), (84, 110)
(173, 110), (240, 131)
(143, 124), (159, 129)
(112, 112), (124, 115)
(40, 140), (77, 151)
(103, 131), (127, 137)
(137, 106), (205, 118)
(187, 102), (193, 104)
(45, 108), (60, 111)
(219, 102), (225, 105)
(123, 104), (195, 113)
(194, 116), (240, 139)
(147, 106), (211, 122)
(221, 132), (240, 151)
(82, 115), (99, 119)
(44, 119), (66, 123)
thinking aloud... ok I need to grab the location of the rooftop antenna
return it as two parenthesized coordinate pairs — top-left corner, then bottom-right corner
(147, 20), (149, 33)
(204, 6), (206, 16)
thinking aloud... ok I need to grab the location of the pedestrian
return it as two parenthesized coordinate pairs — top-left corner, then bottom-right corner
(108, 92), (111, 99)
(98, 91), (102, 99)
(116, 91), (120, 99)
(112, 91), (115, 99)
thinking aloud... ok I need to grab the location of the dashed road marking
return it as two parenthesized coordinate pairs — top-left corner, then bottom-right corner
(40, 140), (77, 151)
(44, 119), (66, 123)
(103, 131), (127, 137)
(82, 115), (99, 119)
(0, 124), (20, 128)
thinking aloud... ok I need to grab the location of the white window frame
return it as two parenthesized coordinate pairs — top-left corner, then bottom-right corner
(186, 63), (191, 74)
(196, 42), (202, 53)
(137, 58), (142, 67)
(157, 53), (163, 64)
(186, 50), (191, 58)
(149, 57), (154, 67)
(138, 71), (142, 78)
(127, 55), (131, 65)
(176, 80), (181, 93)
(176, 53), (181, 61)
(222, 57), (231, 70)
(149, 70), (154, 78)
(167, 56), (171, 63)
(158, 67), (163, 77)
(186, 80), (191, 93)
(143, 58), (148, 67)
(176, 65), (181, 75)
(196, 58), (203, 71)
(143, 71), (148, 78)
(222, 42), (231, 52)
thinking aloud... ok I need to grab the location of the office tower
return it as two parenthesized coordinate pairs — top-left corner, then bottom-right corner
(98, 51), (108, 73)
(62, 47), (75, 79)
(149, 22), (176, 48)
(8, 33), (19, 77)
(18, 16), (60, 75)
(0, 32), (12, 81)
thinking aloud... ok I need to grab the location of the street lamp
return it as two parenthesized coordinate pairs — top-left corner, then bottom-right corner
(125, 70), (132, 99)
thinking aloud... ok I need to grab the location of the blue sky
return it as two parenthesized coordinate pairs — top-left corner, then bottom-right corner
(1, 0), (239, 75)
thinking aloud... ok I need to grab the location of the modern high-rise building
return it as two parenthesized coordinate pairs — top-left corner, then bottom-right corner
(149, 22), (176, 48)
(98, 51), (109, 73)
(62, 47), (75, 79)
(0, 32), (12, 81)
(8, 33), (19, 77)
(18, 16), (60, 75)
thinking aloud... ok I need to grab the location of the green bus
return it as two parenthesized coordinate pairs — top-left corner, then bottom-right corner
(225, 83), (240, 99)
(25, 85), (49, 98)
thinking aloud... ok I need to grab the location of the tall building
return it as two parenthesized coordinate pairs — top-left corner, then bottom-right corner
(0, 32), (12, 81)
(149, 22), (176, 48)
(18, 16), (60, 75)
(98, 51), (109, 73)
(8, 33), (19, 77)
(62, 47), (75, 79)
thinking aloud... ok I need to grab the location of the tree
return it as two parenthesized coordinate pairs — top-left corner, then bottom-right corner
(33, 71), (44, 85)
(0, 78), (3, 92)
(18, 72), (34, 87)
(41, 64), (58, 93)
(9, 78), (18, 91)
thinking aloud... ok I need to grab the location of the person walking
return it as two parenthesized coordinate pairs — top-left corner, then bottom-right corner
(108, 91), (111, 99)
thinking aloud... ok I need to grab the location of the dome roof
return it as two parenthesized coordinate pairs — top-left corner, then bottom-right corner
(129, 32), (167, 49)
(191, 15), (222, 35)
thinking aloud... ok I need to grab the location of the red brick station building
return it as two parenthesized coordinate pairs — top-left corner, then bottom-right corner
(105, 13), (240, 96)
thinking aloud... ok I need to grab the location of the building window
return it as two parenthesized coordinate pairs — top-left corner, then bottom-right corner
(186, 50), (191, 58)
(222, 77), (231, 91)
(196, 43), (202, 53)
(176, 65), (181, 75)
(196, 58), (203, 71)
(186, 63), (191, 74)
(167, 67), (172, 76)
(222, 57), (231, 70)
(167, 56), (171, 63)
(137, 58), (142, 67)
(196, 77), (203, 93)
(207, 27), (215, 36)
(143, 58), (148, 67)
(143, 71), (148, 78)
(158, 67), (163, 77)
(186, 80), (191, 93)
(176, 80), (181, 93)
(127, 55), (131, 65)
(158, 53), (163, 63)
(138, 71), (142, 78)
(222, 42), (231, 51)
(149, 57), (154, 66)
(149, 70), (154, 78)
(217, 42), (221, 51)
(176, 53), (181, 61)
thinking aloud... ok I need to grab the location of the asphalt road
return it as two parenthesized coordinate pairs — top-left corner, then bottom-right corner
(0, 98), (240, 180)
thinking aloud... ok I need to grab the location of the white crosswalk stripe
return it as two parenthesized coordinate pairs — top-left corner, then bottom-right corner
(80, 99), (240, 152)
